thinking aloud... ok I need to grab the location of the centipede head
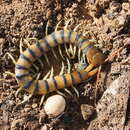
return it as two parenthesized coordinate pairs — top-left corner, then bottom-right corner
(81, 41), (106, 67)
(86, 47), (106, 67)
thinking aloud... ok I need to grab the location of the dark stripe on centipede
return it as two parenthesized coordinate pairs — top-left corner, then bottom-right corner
(70, 73), (75, 85)
(36, 42), (46, 53)
(78, 39), (88, 48)
(60, 30), (64, 43)
(44, 80), (50, 92)
(51, 32), (58, 46)
(68, 31), (72, 43)
(62, 75), (68, 87)
(34, 81), (39, 93)
(52, 77), (58, 89)
(16, 73), (30, 80)
(15, 64), (29, 70)
(75, 33), (82, 43)
(82, 44), (93, 54)
(20, 54), (32, 64)
(77, 71), (83, 82)
(44, 38), (51, 49)
(27, 48), (37, 59)
(23, 80), (34, 89)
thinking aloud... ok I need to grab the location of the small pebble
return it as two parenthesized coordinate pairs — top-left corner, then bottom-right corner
(81, 104), (95, 120)
(44, 95), (66, 118)
(24, 107), (31, 112)
(11, 119), (23, 128)
(32, 103), (38, 109)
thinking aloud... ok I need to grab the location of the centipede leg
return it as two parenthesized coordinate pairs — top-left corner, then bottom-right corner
(49, 66), (54, 78)
(64, 19), (72, 30)
(65, 43), (71, 58)
(51, 48), (58, 60)
(56, 90), (67, 97)
(43, 71), (51, 80)
(15, 80), (39, 108)
(44, 53), (50, 66)
(59, 62), (65, 75)
(71, 85), (79, 97)
(64, 58), (73, 96)
(78, 49), (81, 62)
(67, 56), (79, 97)
(57, 61), (69, 96)
(73, 23), (81, 32)
(15, 87), (24, 98)
(20, 39), (24, 54)
(66, 58), (71, 73)
(4, 53), (18, 77)
(64, 88), (73, 96)
(36, 73), (41, 80)
(68, 44), (77, 59)
(4, 71), (15, 77)
(58, 45), (65, 59)
(45, 21), (49, 36)
(39, 95), (45, 107)
(55, 20), (63, 31)
(17, 94), (33, 106)
(6, 52), (17, 65)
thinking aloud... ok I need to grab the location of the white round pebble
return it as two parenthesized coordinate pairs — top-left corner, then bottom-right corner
(44, 95), (66, 117)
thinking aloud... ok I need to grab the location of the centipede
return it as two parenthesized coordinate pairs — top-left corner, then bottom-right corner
(15, 29), (106, 104)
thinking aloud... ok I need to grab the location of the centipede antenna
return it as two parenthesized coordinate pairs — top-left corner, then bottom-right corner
(59, 62), (65, 75)
(39, 95), (45, 107)
(50, 66), (54, 78)
(5, 71), (15, 77)
(51, 48), (58, 60)
(6, 52), (17, 65)
(44, 53), (50, 66)
(87, 67), (99, 77)
(73, 23), (81, 32)
(66, 58), (71, 73)
(84, 64), (94, 73)
(43, 70), (51, 80)
(64, 88), (73, 96)
(72, 86), (79, 97)
(55, 20), (63, 31)
(64, 19), (72, 30)
(45, 21), (49, 36)
(56, 90), (66, 97)
(58, 45), (64, 59)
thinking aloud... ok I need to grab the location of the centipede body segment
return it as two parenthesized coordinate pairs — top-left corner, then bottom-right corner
(15, 30), (105, 96)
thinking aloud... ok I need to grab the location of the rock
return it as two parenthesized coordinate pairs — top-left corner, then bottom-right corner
(88, 73), (130, 129)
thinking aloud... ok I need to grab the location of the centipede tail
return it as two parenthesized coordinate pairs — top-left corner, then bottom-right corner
(15, 30), (105, 96)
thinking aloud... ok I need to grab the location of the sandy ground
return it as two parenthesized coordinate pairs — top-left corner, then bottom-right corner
(0, 0), (130, 130)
